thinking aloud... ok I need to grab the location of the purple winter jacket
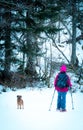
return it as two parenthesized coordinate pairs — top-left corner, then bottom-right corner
(54, 73), (72, 92)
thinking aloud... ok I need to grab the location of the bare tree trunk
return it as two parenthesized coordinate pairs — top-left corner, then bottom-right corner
(4, 8), (11, 70)
(25, 11), (38, 78)
(71, 0), (77, 66)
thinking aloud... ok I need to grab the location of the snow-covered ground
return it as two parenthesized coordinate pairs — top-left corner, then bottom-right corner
(0, 87), (83, 130)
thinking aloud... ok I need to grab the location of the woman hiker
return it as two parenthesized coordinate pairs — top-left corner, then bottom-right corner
(54, 64), (72, 112)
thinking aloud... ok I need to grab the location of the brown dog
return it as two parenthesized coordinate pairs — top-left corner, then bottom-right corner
(17, 95), (24, 109)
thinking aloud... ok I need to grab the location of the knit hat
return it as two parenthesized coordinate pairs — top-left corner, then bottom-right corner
(60, 64), (67, 72)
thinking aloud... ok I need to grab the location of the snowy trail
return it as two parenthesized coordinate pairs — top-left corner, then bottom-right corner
(0, 88), (83, 130)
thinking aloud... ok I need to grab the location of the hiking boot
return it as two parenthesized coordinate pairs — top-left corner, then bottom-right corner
(56, 108), (60, 111)
(60, 109), (67, 112)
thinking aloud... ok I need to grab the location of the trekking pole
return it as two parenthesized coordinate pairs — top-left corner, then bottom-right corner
(70, 89), (74, 110)
(49, 89), (55, 111)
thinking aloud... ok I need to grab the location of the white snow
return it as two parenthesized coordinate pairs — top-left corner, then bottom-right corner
(0, 86), (83, 130)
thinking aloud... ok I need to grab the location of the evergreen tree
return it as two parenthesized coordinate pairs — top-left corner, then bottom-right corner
(0, 0), (61, 78)
(0, 3), (12, 70)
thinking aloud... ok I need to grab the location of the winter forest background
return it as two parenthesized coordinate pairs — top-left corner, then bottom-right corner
(0, 0), (83, 92)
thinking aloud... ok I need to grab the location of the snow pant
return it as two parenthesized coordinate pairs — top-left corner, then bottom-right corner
(57, 91), (67, 110)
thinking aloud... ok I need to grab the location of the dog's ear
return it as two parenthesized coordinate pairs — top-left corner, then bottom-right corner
(17, 95), (22, 98)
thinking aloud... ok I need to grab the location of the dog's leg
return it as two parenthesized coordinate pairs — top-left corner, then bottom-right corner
(22, 100), (24, 109)
(17, 102), (19, 109)
(20, 104), (21, 109)
(17, 104), (19, 109)
(22, 104), (24, 109)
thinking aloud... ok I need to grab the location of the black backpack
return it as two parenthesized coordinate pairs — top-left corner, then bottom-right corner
(56, 72), (68, 88)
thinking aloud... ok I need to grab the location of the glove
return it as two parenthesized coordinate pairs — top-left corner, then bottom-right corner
(68, 87), (72, 90)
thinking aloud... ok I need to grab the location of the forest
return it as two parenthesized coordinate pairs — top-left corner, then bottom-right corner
(0, 0), (83, 90)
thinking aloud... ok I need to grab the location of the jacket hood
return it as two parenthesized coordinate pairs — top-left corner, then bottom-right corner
(60, 64), (67, 72)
